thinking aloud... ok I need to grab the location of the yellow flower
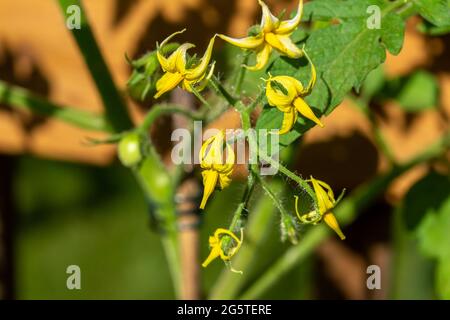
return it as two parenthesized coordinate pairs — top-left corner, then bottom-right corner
(265, 53), (322, 134)
(199, 131), (235, 209)
(294, 176), (346, 240)
(154, 29), (216, 99)
(218, 0), (304, 70)
(202, 228), (243, 270)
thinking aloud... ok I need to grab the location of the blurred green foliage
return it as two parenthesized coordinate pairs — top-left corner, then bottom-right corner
(14, 156), (314, 299)
(399, 172), (450, 299)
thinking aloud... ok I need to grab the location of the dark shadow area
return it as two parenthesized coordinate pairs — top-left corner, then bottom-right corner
(0, 45), (51, 138)
(0, 155), (17, 299)
(111, 0), (137, 27)
(294, 130), (380, 190)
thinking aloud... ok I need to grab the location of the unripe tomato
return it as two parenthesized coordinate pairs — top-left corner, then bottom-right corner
(118, 133), (143, 167)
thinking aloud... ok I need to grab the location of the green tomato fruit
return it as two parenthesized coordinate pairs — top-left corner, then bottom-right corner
(118, 133), (143, 167)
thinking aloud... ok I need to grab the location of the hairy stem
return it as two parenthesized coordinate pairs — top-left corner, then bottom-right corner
(233, 52), (250, 95)
(137, 104), (203, 134)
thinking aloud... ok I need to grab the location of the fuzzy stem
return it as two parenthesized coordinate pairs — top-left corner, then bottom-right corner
(137, 104), (203, 134)
(233, 52), (250, 95)
(209, 75), (238, 106)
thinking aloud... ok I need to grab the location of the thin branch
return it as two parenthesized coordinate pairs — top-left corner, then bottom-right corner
(137, 104), (203, 134)
(0, 80), (110, 132)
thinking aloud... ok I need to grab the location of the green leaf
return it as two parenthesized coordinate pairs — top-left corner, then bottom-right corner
(303, 0), (384, 21)
(413, 0), (450, 27)
(414, 174), (450, 258)
(381, 13), (406, 55)
(436, 256), (450, 299)
(402, 172), (450, 232)
(396, 70), (439, 112)
(361, 65), (386, 101)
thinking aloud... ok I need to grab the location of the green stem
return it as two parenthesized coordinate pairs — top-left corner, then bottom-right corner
(133, 146), (181, 297)
(229, 174), (256, 233)
(256, 174), (298, 244)
(258, 152), (318, 212)
(0, 80), (109, 132)
(190, 85), (212, 109)
(247, 89), (265, 113)
(233, 52), (250, 95)
(57, 0), (133, 132)
(239, 133), (449, 299)
(210, 75), (238, 106)
(137, 104), (203, 134)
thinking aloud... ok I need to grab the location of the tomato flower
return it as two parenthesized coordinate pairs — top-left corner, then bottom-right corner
(265, 53), (322, 134)
(294, 176), (346, 240)
(202, 228), (243, 271)
(199, 131), (235, 209)
(154, 29), (216, 99)
(218, 0), (304, 70)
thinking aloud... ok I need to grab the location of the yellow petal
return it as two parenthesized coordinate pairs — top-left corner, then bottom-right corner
(200, 169), (219, 209)
(291, 77), (305, 96)
(300, 49), (317, 95)
(154, 72), (183, 99)
(185, 35), (216, 81)
(293, 97), (324, 128)
(310, 176), (333, 214)
(183, 61), (215, 92)
(216, 228), (243, 260)
(266, 75), (297, 107)
(202, 245), (221, 267)
(218, 33), (265, 49)
(157, 29), (187, 72)
(200, 131), (225, 168)
(315, 179), (336, 203)
(278, 108), (297, 135)
(244, 44), (272, 71)
(265, 33), (303, 58)
(258, 0), (279, 32)
(275, 0), (304, 35)
(199, 135), (217, 168)
(218, 172), (232, 189)
(214, 143), (235, 173)
(175, 43), (196, 73)
(323, 212), (346, 240)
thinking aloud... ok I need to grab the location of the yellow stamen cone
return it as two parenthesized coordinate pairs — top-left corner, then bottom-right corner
(323, 212), (346, 240)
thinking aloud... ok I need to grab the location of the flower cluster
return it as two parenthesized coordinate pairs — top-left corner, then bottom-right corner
(150, 0), (345, 270)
